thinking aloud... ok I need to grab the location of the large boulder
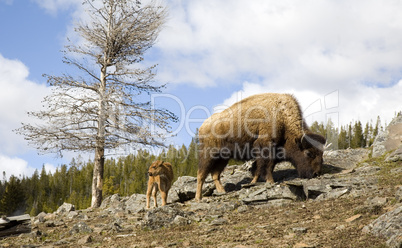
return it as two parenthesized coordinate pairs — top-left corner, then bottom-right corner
(363, 205), (402, 248)
(372, 115), (402, 158)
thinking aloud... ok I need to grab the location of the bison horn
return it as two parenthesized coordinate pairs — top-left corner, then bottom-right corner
(301, 133), (326, 151)
(324, 142), (332, 150)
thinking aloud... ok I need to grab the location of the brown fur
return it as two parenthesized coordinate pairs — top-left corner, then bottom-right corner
(146, 160), (174, 208)
(195, 93), (326, 201)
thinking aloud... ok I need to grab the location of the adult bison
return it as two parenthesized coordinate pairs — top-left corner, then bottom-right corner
(195, 93), (326, 201)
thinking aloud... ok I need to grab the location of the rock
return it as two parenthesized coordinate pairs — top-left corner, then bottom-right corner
(77, 235), (92, 245)
(67, 211), (79, 219)
(386, 145), (402, 162)
(315, 188), (349, 201)
(324, 148), (369, 170)
(34, 212), (47, 224)
(354, 165), (381, 175)
(363, 205), (402, 248)
(396, 186), (402, 203)
(142, 205), (195, 230)
(345, 214), (362, 223)
(56, 202), (75, 215)
(209, 217), (228, 226)
(188, 199), (243, 216)
(100, 194), (127, 215)
(125, 194), (147, 214)
(168, 176), (198, 203)
(172, 215), (191, 225)
(365, 196), (387, 207)
(240, 183), (304, 204)
(292, 227), (308, 234)
(373, 115), (402, 157)
(69, 221), (93, 235)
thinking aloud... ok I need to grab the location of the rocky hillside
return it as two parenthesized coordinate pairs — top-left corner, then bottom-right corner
(0, 147), (400, 248)
(1, 116), (401, 248)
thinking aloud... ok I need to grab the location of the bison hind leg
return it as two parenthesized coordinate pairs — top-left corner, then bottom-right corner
(195, 158), (228, 201)
(211, 159), (228, 193)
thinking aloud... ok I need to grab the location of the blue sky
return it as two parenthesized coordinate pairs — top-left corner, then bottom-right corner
(1, 0), (402, 180)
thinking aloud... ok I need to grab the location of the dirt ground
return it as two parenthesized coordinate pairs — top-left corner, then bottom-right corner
(1, 191), (395, 248)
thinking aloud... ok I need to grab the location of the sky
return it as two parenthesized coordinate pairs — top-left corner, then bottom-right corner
(0, 0), (402, 180)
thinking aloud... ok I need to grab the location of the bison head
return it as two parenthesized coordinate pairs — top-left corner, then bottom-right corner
(295, 133), (326, 179)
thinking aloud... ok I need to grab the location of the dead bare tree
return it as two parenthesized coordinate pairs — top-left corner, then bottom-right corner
(16, 0), (177, 208)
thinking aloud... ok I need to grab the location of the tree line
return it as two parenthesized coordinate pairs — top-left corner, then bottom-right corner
(310, 116), (386, 150)
(0, 138), (198, 217)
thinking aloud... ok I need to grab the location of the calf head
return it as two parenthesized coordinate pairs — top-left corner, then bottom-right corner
(148, 160), (164, 177)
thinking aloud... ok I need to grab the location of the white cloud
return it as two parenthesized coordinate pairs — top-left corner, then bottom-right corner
(0, 54), (51, 154)
(0, 155), (33, 180)
(154, 0), (402, 91)
(217, 79), (402, 130)
(149, 0), (402, 129)
(0, 154), (58, 180)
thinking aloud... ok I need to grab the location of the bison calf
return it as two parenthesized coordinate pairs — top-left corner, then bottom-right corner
(195, 93), (326, 201)
(146, 160), (174, 208)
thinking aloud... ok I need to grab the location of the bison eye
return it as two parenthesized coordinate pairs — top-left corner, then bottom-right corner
(304, 150), (314, 158)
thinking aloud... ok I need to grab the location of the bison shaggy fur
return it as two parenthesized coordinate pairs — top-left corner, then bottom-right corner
(195, 93), (326, 201)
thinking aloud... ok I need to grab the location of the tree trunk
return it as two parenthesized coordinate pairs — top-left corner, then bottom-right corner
(91, 63), (107, 208)
(91, 145), (104, 208)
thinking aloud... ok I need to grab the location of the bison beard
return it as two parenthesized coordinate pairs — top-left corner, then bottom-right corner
(195, 93), (326, 201)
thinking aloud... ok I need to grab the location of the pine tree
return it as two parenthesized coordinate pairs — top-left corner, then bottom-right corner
(363, 122), (369, 147)
(337, 126), (348, 149)
(0, 176), (25, 216)
(351, 121), (364, 148)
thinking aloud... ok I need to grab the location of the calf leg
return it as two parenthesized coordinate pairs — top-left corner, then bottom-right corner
(146, 181), (153, 209)
(152, 185), (158, 208)
(160, 190), (168, 206)
(159, 181), (169, 206)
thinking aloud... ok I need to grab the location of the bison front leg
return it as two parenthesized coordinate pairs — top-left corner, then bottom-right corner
(250, 160), (261, 184)
(211, 159), (228, 193)
(251, 158), (275, 184)
(265, 159), (275, 184)
(211, 170), (225, 193)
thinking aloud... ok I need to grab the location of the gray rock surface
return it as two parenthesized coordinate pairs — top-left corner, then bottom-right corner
(324, 148), (369, 170)
(56, 202), (75, 214)
(386, 145), (402, 162)
(373, 115), (402, 157)
(363, 205), (402, 248)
